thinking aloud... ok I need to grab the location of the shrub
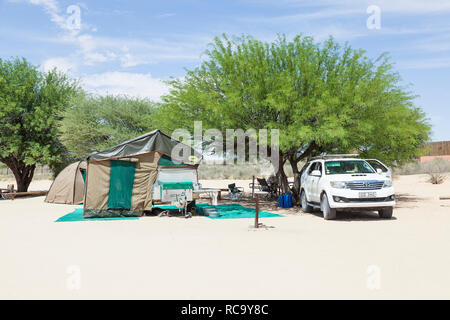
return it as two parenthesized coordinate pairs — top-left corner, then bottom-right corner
(424, 159), (448, 184)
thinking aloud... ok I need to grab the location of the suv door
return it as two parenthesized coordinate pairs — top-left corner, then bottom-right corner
(301, 162), (315, 201)
(366, 159), (391, 179)
(310, 162), (323, 202)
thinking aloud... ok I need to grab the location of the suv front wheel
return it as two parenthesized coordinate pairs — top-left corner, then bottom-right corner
(321, 193), (337, 220)
(300, 190), (313, 213)
(378, 207), (393, 219)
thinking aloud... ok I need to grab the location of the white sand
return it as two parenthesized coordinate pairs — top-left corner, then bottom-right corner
(1, 174), (450, 299)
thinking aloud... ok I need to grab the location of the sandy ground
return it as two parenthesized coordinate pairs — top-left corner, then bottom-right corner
(1, 174), (450, 299)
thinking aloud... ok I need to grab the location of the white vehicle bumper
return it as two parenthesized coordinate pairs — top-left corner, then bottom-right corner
(326, 187), (395, 209)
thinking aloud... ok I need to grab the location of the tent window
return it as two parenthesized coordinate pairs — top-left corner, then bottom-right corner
(108, 160), (136, 210)
(158, 154), (184, 166)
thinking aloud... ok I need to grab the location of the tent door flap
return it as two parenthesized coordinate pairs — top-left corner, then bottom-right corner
(107, 160), (136, 210)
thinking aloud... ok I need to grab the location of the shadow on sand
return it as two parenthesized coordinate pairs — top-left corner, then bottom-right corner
(306, 208), (398, 222)
(394, 193), (427, 209)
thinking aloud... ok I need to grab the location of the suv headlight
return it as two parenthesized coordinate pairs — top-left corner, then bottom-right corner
(330, 181), (347, 189)
(383, 180), (392, 188)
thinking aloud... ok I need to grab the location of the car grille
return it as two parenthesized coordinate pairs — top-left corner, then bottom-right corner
(344, 197), (392, 203)
(346, 181), (384, 190)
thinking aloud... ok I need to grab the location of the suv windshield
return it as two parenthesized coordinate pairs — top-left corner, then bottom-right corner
(325, 160), (375, 175)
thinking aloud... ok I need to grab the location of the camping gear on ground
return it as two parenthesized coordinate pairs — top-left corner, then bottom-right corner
(1, 190), (48, 200)
(157, 181), (193, 203)
(228, 183), (244, 201)
(152, 166), (199, 216)
(1, 185), (17, 200)
(150, 204), (194, 218)
(278, 193), (293, 208)
(217, 188), (228, 200)
(250, 178), (278, 200)
(202, 206), (220, 217)
(45, 161), (86, 204)
(195, 203), (282, 219)
(83, 130), (201, 218)
(193, 189), (220, 206)
(152, 168), (198, 202)
(0, 189), (10, 200)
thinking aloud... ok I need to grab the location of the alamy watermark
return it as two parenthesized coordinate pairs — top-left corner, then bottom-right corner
(170, 121), (280, 171)
(66, 5), (81, 30)
(366, 5), (381, 30)
(366, 264), (381, 290)
(66, 264), (81, 291)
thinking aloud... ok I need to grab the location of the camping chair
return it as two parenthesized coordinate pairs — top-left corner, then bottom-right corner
(228, 183), (244, 201)
(256, 178), (278, 200)
(0, 187), (14, 200)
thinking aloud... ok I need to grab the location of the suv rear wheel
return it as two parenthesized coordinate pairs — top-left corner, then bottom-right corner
(321, 193), (337, 220)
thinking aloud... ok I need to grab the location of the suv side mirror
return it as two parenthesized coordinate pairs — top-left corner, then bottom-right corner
(311, 170), (322, 177)
(376, 168), (382, 174)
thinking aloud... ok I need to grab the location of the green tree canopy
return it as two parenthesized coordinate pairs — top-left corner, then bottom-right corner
(157, 34), (431, 194)
(60, 93), (157, 158)
(0, 57), (79, 191)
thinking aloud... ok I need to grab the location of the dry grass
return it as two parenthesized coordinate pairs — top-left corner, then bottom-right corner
(394, 159), (449, 184)
(395, 159), (450, 173)
(198, 162), (298, 180)
(425, 159), (448, 184)
(428, 173), (446, 184)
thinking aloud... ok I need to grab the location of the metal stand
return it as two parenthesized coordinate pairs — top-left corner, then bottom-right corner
(253, 191), (268, 228)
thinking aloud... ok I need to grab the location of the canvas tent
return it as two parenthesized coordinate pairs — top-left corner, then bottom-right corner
(83, 129), (201, 218)
(45, 161), (87, 204)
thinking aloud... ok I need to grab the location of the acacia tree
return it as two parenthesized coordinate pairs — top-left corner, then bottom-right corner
(0, 58), (78, 192)
(157, 34), (431, 196)
(60, 93), (156, 158)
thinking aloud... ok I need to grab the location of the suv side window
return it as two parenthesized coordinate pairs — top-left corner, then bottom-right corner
(308, 162), (321, 175)
(367, 160), (388, 172)
(316, 162), (323, 175)
(307, 162), (316, 175)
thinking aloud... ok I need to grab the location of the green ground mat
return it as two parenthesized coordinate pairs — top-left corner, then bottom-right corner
(55, 208), (139, 222)
(196, 203), (283, 219)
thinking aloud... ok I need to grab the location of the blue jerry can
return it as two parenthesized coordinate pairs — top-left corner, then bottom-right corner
(278, 194), (285, 208)
(284, 194), (293, 208)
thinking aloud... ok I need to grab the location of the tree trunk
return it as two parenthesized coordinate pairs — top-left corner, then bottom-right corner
(275, 153), (290, 194)
(15, 168), (35, 192)
(1, 156), (36, 192)
(287, 141), (321, 204)
(289, 157), (301, 204)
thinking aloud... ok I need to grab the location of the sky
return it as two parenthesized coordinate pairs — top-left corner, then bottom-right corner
(0, 0), (449, 141)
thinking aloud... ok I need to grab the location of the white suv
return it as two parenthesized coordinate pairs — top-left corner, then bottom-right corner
(300, 157), (395, 220)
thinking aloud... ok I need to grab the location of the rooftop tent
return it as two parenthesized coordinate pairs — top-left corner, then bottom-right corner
(84, 130), (201, 218)
(45, 161), (87, 205)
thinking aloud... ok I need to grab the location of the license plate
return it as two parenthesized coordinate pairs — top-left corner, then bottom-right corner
(359, 192), (376, 198)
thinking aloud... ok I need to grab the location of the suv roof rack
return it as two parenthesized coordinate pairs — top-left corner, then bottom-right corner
(310, 154), (360, 160)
